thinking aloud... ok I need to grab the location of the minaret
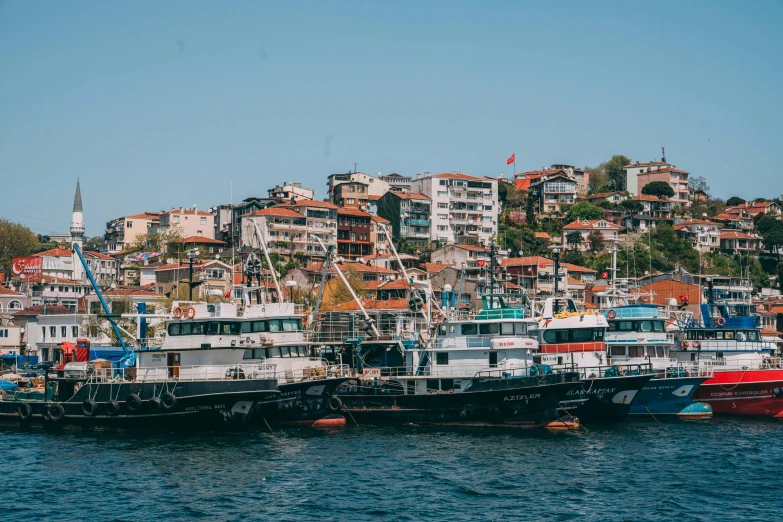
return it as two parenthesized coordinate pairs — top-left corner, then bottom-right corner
(70, 180), (86, 281)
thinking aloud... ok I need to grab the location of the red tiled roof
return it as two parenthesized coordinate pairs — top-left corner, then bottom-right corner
(720, 231), (757, 240)
(241, 207), (304, 218)
(14, 304), (72, 316)
(453, 244), (489, 252)
(567, 277), (585, 285)
(638, 167), (690, 175)
(634, 195), (667, 202)
(84, 251), (116, 260)
(562, 220), (620, 230)
(560, 263), (596, 273)
(391, 192), (431, 200)
(302, 261), (396, 274)
(713, 213), (751, 221)
(673, 220), (722, 231)
(534, 232), (551, 240)
(33, 247), (72, 257)
(432, 172), (482, 181)
(368, 194), (382, 201)
(41, 275), (83, 285)
(0, 286), (22, 296)
(624, 161), (671, 168)
(291, 200), (338, 209)
(161, 208), (212, 216)
(371, 215), (390, 224)
(501, 256), (551, 268)
(338, 208), (372, 217)
(125, 212), (161, 220)
(422, 262), (450, 274)
(514, 179), (531, 191)
(181, 236), (227, 244)
(761, 329), (782, 336)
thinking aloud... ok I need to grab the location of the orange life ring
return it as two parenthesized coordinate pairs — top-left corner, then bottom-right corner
(173, 306), (184, 319)
(716, 317), (726, 327)
(693, 340), (701, 349)
(186, 306), (196, 319)
(681, 340), (689, 349)
(607, 309), (617, 319)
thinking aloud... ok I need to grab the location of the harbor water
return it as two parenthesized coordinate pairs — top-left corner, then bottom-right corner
(4, 419), (781, 521)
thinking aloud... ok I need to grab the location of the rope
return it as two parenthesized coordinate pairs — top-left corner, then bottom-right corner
(343, 405), (359, 426)
(643, 404), (659, 422)
(717, 367), (747, 391)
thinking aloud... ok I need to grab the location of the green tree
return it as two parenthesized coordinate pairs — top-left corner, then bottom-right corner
(566, 231), (584, 250)
(642, 181), (675, 199)
(777, 261), (783, 291)
(757, 216), (783, 254)
(620, 199), (644, 215)
(726, 196), (746, 207)
(565, 201), (604, 222)
(690, 175), (710, 196)
(601, 155), (632, 191)
(0, 219), (38, 280)
(525, 195), (536, 228)
(584, 165), (609, 193)
(587, 230), (605, 253)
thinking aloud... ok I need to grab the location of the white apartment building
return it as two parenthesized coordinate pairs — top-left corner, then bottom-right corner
(103, 212), (161, 253)
(267, 181), (315, 203)
(410, 172), (498, 246)
(241, 202), (338, 259)
(157, 207), (215, 239)
(326, 172), (389, 201)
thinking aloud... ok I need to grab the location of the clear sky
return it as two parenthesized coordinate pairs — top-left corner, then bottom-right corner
(1, 1), (781, 236)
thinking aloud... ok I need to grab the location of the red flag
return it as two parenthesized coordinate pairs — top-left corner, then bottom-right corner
(506, 153), (515, 165)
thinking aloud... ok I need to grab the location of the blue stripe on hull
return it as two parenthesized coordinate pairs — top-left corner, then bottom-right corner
(630, 376), (712, 417)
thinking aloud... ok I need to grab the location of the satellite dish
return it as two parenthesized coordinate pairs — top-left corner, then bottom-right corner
(284, 280), (298, 288)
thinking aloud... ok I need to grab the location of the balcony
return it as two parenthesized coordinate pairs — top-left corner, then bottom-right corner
(405, 219), (430, 226)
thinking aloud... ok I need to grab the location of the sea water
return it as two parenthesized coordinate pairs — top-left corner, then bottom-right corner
(3, 419), (780, 521)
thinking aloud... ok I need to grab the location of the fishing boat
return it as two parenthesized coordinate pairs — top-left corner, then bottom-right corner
(670, 278), (783, 417)
(0, 245), (279, 432)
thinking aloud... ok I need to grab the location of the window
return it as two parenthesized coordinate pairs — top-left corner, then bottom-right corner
(610, 346), (626, 356)
(628, 346), (644, 357)
(50, 326), (56, 338)
(461, 324), (477, 335)
(42, 326), (46, 340)
(646, 347), (656, 357)
(61, 326), (67, 338)
(126, 221), (133, 228)
(438, 202), (448, 208)
(436, 352), (449, 365)
(200, 217), (207, 225)
(437, 191), (448, 197)
(72, 326), (79, 337)
(479, 323), (499, 334)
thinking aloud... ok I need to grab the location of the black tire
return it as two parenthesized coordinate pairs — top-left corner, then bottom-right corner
(82, 399), (97, 417)
(148, 397), (162, 412)
(105, 400), (120, 416)
(125, 393), (142, 412)
(327, 396), (343, 412)
(161, 392), (177, 411)
(47, 403), (65, 423)
(17, 402), (32, 421)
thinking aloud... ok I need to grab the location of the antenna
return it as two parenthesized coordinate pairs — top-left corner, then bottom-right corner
(661, 146), (666, 163)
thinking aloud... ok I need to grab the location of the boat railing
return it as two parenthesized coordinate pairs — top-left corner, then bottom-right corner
(136, 337), (164, 349)
(563, 363), (654, 379)
(354, 363), (538, 379)
(434, 337), (493, 349)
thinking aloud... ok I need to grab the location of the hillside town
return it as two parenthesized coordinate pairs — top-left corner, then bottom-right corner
(2, 150), (783, 360)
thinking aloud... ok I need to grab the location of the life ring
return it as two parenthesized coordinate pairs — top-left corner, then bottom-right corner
(681, 340), (689, 349)
(173, 306), (184, 319)
(716, 317), (726, 327)
(125, 393), (142, 412)
(148, 397), (162, 412)
(17, 402), (32, 421)
(82, 399), (97, 416)
(105, 400), (120, 416)
(326, 396), (343, 412)
(161, 392), (178, 411)
(186, 306), (196, 319)
(607, 309), (617, 319)
(693, 340), (701, 349)
(47, 403), (65, 423)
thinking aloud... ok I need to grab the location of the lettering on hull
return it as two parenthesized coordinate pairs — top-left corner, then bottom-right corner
(503, 394), (541, 402)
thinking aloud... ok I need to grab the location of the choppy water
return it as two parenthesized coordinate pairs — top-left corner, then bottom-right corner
(3, 419), (781, 521)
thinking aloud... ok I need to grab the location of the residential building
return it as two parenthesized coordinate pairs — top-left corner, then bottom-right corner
(410, 172), (498, 246)
(152, 259), (232, 297)
(515, 165), (588, 196)
(623, 195), (673, 231)
(712, 211), (755, 231)
(331, 180), (370, 210)
(582, 191), (628, 206)
(83, 251), (120, 286)
(501, 256), (596, 301)
(370, 215), (391, 255)
(367, 195), (381, 216)
(724, 201), (782, 218)
(0, 286), (27, 319)
(528, 171), (578, 214)
(157, 207), (215, 239)
(561, 219), (621, 252)
(551, 164), (589, 195)
(267, 181), (314, 203)
(0, 323), (23, 355)
(289, 200), (338, 258)
(178, 236), (227, 256)
(636, 166), (690, 207)
(376, 191), (432, 247)
(624, 159), (676, 196)
(241, 206), (308, 257)
(378, 173), (412, 193)
(103, 212), (161, 254)
(337, 208), (374, 260)
(326, 172), (389, 201)
(673, 219), (723, 252)
(719, 231), (763, 255)
(211, 197), (278, 245)
(430, 244), (491, 276)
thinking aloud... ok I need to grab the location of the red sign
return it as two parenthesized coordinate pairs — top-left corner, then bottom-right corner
(477, 260), (486, 267)
(11, 256), (43, 282)
(601, 272), (608, 279)
(679, 294), (690, 303)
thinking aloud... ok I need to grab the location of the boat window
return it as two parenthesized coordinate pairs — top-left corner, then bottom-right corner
(543, 330), (569, 343)
(652, 321), (666, 332)
(514, 323), (527, 335)
(281, 346), (290, 357)
(268, 320), (283, 332)
(611, 321), (634, 331)
(571, 328), (594, 342)
(282, 319), (300, 331)
(436, 352), (449, 365)
(461, 324), (477, 335)
(168, 323), (181, 336)
(724, 331), (734, 340)
(241, 322), (252, 333)
(736, 331), (747, 342)
(243, 350), (253, 359)
(657, 347), (666, 357)
(207, 322), (220, 335)
(439, 325), (447, 336)
(703, 330), (715, 340)
(714, 331), (724, 340)
(629, 346), (644, 357)
(253, 321), (268, 332)
(479, 323), (499, 335)
(646, 347), (656, 357)
(639, 321), (652, 332)
(181, 322), (193, 335)
(610, 346), (626, 356)
(747, 331), (759, 342)
(500, 323), (514, 335)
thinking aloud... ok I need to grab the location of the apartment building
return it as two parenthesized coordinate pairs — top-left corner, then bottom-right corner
(241, 207), (308, 257)
(624, 160), (676, 196)
(528, 171), (578, 214)
(267, 181), (314, 203)
(378, 173), (412, 193)
(561, 219), (621, 252)
(636, 166), (690, 207)
(337, 208), (374, 260)
(157, 208), (215, 239)
(673, 219), (723, 252)
(712, 211), (755, 231)
(376, 191), (432, 247)
(211, 197), (278, 245)
(289, 200), (338, 258)
(719, 231), (763, 255)
(331, 180), (370, 210)
(103, 212), (160, 253)
(411, 172), (498, 246)
(515, 165), (588, 196)
(326, 172), (389, 202)
(724, 201), (782, 218)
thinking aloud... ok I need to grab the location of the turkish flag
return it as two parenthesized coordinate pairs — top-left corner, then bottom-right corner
(506, 153), (515, 165)
(477, 260), (486, 267)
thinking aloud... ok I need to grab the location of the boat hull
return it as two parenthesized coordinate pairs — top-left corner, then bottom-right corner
(693, 369), (783, 417)
(629, 376), (712, 418)
(256, 377), (352, 426)
(337, 374), (582, 427)
(561, 374), (655, 423)
(0, 378), (278, 432)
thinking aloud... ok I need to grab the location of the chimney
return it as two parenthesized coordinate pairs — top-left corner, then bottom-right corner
(180, 207), (184, 214)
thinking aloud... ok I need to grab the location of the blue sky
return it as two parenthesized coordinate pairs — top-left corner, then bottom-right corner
(1, 1), (781, 236)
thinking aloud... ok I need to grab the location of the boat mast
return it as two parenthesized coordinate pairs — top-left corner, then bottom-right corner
(248, 220), (284, 302)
